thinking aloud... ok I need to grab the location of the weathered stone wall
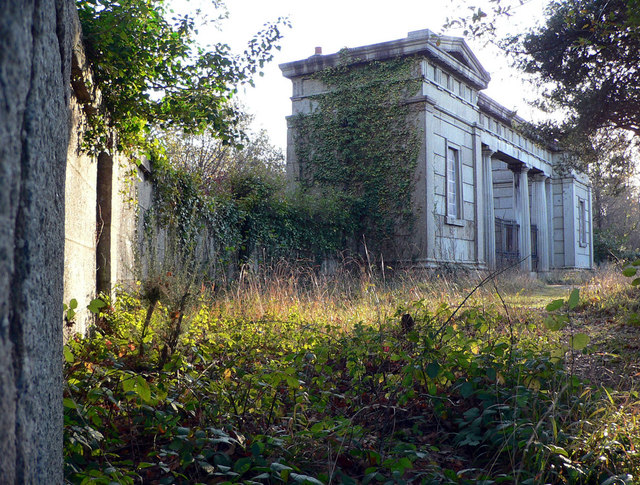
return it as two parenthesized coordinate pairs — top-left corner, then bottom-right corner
(0, 0), (75, 482)
(64, 34), (149, 334)
(65, 41), (99, 334)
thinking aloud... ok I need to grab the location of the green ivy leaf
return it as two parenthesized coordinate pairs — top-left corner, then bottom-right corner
(234, 457), (252, 475)
(135, 375), (152, 403)
(121, 375), (136, 393)
(290, 473), (324, 485)
(623, 267), (637, 277)
(63, 345), (74, 363)
(270, 462), (292, 481)
(459, 381), (474, 398)
(544, 316), (565, 331)
(88, 298), (107, 314)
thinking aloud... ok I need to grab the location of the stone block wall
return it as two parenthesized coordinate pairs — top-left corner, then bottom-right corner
(63, 31), (150, 335)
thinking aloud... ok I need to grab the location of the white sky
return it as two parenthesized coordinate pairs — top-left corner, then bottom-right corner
(191, 0), (550, 152)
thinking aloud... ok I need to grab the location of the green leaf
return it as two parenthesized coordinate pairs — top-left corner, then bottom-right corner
(485, 367), (497, 381)
(571, 333), (590, 351)
(623, 267), (637, 277)
(550, 346), (567, 362)
(567, 288), (580, 310)
(459, 381), (474, 398)
(87, 298), (107, 314)
(547, 444), (569, 457)
(290, 473), (324, 485)
(426, 362), (440, 379)
(546, 299), (564, 312)
(63, 398), (77, 409)
(121, 376), (136, 393)
(63, 345), (74, 363)
(631, 278), (640, 286)
(233, 457), (252, 475)
(135, 375), (152, 403)
(270, 462), (292, 481)
(544, 316), (565, 331)
(69, 298), (78, 310)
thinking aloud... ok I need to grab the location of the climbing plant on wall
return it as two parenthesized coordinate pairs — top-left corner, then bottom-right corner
(141, 138), (343, 285)
(292, 56), (423, 255)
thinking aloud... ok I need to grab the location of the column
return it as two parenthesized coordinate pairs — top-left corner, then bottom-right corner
(514, 164), (532, 272)
(532, 174), (549, 272)
(482, 148), (496, 270)
(588, 183), (594, 268)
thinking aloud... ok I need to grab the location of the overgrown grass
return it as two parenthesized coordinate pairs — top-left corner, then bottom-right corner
(64, 264), (640, 484)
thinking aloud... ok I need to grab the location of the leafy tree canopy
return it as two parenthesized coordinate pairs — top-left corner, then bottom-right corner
(76, 0), (288, 153)
(448, 0), (640, 136)
(509, 0), (640, 136)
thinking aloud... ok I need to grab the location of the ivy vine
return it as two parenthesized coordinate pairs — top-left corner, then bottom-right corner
(141, 147), (343, 283)
(292, 56), (423, 255)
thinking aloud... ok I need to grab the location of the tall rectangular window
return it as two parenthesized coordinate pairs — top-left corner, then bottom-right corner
(446, 145), (462, 220)
(579, 199), (587, 245)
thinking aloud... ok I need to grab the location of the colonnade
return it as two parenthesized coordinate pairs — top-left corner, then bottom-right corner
(482, 148), (552, 272)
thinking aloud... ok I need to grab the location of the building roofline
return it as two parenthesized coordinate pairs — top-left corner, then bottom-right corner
(477, 92), (524, 125)
(279, 29), (491, 90)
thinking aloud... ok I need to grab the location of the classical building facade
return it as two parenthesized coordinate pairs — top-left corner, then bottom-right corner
(280, 29), (594, 272)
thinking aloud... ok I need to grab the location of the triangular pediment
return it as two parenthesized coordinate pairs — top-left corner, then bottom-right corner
(437, 40), (490, 84)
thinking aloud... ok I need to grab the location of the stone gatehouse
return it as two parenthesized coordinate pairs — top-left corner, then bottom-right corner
(280, 29), (593, 272)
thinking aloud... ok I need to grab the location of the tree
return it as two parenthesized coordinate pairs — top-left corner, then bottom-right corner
(561, 130), (637, 231)
(447, 0), (640, 135)
(76, 0), (288, 152)
(160, 111), (284, 182)
(509, 0), (640, 135)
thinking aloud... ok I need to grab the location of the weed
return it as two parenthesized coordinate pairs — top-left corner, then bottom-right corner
(64, 265), (640, 483)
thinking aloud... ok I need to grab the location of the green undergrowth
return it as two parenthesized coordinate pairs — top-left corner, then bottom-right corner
(64, 282), (640, 484)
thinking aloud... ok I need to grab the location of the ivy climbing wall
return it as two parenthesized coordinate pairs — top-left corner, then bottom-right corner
(289, 56), (424, 259)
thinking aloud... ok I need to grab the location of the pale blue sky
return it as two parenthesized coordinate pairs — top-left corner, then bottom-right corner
(189, 0), (550, 152)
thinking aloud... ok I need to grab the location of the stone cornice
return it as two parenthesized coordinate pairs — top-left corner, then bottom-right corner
(279, 29), (491, 90)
